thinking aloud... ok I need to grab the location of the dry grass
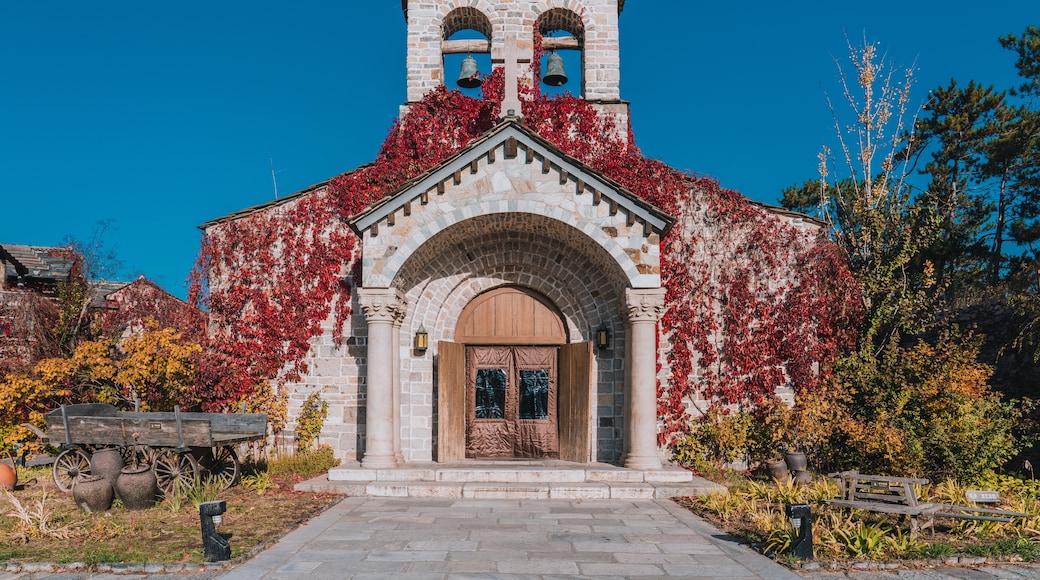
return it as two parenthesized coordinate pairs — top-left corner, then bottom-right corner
(0, 464), (339, 565)
(678, 473), (1040, 564)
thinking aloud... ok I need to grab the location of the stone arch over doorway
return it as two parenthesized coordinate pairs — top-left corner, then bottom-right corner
(392, 213), (630, 463)
(377, 205), (649, 290)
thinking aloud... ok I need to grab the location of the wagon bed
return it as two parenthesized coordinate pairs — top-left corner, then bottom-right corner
(46, 403), (266, 448)
(43, 403), (267, 494)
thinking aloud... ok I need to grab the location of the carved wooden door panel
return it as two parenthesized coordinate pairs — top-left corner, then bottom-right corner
(465, 345), (559, 458)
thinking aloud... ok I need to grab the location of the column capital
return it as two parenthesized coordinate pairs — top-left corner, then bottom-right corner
(358, 288), (407, 324)
(623, 288), (666, 324)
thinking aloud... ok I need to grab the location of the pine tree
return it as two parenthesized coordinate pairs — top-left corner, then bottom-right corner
(910, 79), (1004, 298)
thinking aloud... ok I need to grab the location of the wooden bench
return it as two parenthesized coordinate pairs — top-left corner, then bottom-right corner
(826, 471), (1027, 535)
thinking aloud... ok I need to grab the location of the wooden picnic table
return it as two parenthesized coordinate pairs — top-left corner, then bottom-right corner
(826, 471), (1027, 535)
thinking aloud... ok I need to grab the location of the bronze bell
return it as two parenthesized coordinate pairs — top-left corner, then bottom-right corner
(457, 54), (481, 88)
(543, 51), (568, 86)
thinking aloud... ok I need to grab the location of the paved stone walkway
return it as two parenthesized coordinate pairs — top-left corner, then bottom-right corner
(216, 497), (800, 579)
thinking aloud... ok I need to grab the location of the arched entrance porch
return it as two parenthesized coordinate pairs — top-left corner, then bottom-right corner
(347, 123), (673, 471)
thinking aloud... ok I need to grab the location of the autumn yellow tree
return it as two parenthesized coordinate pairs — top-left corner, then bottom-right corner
(0, 318), (201, 452)
(115, 321), (201, 411)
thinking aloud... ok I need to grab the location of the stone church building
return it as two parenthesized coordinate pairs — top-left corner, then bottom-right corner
(202, 0), (829, 495)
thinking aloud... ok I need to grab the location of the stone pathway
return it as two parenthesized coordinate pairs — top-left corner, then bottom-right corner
(215, 497), (799, 579)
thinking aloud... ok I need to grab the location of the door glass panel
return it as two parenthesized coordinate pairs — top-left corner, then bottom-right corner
(475, 368), (507, 419)
(519, 369), (549, 420)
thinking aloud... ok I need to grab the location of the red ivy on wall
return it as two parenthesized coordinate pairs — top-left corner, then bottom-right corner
(189, 55), (862, 438)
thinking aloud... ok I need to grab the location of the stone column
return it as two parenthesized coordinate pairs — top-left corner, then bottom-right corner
(391, 310), (405, 464)
(358, 288), (407, 469)
(621, 288), (666, 470)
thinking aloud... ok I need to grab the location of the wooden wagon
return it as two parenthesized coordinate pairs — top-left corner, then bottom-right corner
(37, 403), (267, 494)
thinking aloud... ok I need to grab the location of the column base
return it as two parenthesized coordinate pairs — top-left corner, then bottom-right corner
(360, 453), (398, 470)
(622, 454), (663, 470)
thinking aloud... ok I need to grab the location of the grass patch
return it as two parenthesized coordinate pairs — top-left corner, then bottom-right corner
(963, 537), (1040, 560)
(0, 460), (339, 566)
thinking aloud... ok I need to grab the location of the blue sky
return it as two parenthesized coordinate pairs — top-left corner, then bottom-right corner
(1, 1), (1036, 299)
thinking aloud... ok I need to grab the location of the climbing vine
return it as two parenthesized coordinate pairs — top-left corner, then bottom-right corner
(189, 42), (862, 440)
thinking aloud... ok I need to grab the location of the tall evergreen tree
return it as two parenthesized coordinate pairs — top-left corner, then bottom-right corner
(1001, 25), (1040, 98)
(909, 80), (1004, 298)
(982, 104), (1040, 284)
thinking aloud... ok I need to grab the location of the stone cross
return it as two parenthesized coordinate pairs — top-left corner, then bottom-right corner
(500, 32), (522, 117)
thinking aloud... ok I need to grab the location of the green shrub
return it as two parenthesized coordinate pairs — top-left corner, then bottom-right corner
(802, 331), (1027, 482)
(241, 471), (274, 495)
(295, 392), (328, 452)
(681, 407), (753, 469)
(833, 520), (889, 558)
(268, 445), (339, 479)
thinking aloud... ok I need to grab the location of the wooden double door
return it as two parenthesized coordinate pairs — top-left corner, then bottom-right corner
(466, 345), (558, 458)
(438, 340), (592, 462)
(436, 286), (593, 462)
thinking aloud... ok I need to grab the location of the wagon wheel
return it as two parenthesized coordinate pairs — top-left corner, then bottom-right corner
(52, 448), (91, 492)
(199, 446), (240, 490)
(152, 449), (200, 496)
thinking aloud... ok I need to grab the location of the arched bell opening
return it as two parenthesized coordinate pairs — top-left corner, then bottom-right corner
(536, 8), (585, 97)
(441, 7), (492, 97)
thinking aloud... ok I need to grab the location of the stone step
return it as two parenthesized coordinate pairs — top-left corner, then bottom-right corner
(296, 469), (724, 500)
(324, 461), (697, 485)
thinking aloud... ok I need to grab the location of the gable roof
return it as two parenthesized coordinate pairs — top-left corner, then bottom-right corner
(348, 118), (674, 237)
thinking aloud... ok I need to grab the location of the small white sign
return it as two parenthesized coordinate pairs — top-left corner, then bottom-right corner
(966, 490), (1000, 503)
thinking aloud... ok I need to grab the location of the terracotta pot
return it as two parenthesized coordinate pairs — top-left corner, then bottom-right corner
(116, 464), (158, 510)
(784, 451), (808, 472)
(792, 469), (813, 486)
(89, 448), (124, 492)
(765, 458), (789, 482)
(0, 450), (17, 491)
(72, 474), (113, 512)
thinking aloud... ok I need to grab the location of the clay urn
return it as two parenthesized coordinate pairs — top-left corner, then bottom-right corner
(72, 474), (114, 512)
(784, 451), (808, 472)
(116, 464), (158, 510)
(765, 458), (789, 482)
(89, 447), (124, 492)
(0, 450), (17, 491)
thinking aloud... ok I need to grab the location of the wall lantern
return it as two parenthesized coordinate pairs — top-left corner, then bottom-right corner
(415, 324), (429, 352)
(596, 326), (611, 350)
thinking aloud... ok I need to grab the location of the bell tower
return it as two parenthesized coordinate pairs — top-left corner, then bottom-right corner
(401, 1), (629, 122)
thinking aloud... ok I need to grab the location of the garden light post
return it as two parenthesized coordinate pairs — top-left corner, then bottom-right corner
(200, 500), (231, 562)
(785, 503), (814, 560)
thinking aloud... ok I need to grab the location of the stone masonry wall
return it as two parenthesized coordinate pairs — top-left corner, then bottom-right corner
(404, 0), (622, 102)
